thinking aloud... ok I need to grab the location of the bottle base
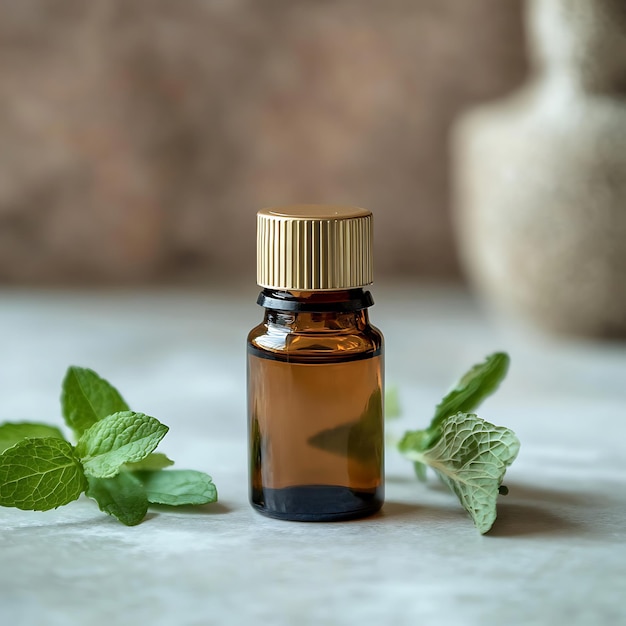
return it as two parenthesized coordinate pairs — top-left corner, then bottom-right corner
(250, 484), (383, 522)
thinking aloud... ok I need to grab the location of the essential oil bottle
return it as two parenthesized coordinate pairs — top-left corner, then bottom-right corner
(247, 205), (384, 522)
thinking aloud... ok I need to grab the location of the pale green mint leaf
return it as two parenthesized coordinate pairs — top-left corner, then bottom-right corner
(135, 470), (217, 506)
(407, 412), (520, 534)
(124, 452), (174, 472)
(385, 386), (402, 420)
(61, 366), (130, 438)
(0, 437), (87, 511)
(432, 352), (510, 429)
(76, 411), (168, 478)
(86, 472), (148, 526)
(0, 422), (66, 453)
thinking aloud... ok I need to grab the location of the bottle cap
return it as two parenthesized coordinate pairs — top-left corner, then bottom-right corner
(257, 205), (374, 291)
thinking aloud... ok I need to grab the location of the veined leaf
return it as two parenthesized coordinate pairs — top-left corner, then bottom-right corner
(432, 352), (510, 429)
(0, 422), (66, 454)
(62, 367), (129, 438)
(0, 438), (86, 510)
(404, 412), (520, 534)
(136, 470), (217, 506)
(86, 472), (148, 526)
(124, 452), (174, 472)
(76, 412), (168, 478)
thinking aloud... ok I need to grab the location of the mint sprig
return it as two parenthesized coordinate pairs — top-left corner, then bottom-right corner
(0, 367), (218, 525)
(398, 352), (520, 534)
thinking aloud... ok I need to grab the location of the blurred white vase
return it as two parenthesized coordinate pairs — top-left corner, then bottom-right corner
(453, 0), (626, 337)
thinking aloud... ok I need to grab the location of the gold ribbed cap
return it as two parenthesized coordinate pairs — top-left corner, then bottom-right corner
(257, 205), (374, 290)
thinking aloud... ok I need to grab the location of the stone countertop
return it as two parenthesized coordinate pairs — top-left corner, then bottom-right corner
(1, 283), (624, 626)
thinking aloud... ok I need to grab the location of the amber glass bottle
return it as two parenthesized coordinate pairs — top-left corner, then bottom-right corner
(247, 205), (384, 521)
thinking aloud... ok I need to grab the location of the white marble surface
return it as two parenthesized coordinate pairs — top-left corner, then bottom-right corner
(1, 283), (625, 626)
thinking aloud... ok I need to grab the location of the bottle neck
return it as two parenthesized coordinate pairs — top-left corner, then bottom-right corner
(258, 288), (373, 332)
(257, 288), (374, 313)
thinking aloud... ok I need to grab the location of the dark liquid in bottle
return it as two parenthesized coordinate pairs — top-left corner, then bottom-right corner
(248, 349), (384, 522)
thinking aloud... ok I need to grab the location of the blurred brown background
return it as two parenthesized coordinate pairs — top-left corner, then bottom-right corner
(0, 0), (527, 285)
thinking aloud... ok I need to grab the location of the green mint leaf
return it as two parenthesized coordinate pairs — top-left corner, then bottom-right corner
(76, 411), (168, 478)
(0, 422), (66, 453)
(0, 438), (87, 511)
(398, 428), (438, 456)
(385, 386), (402, 420)
(86, 472), (148, 526)
(432, 352), (510, 430)
(135, 470), (217, 506)
(398, 429), (438, 482)
(124, 452), (174, 472)
(413, 461), (427, 481)
(405, 412), (520, 534)
(61, 366), (130, 438)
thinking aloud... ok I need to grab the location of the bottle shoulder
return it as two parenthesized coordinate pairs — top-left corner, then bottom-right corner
(247, 320), (383, 359)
